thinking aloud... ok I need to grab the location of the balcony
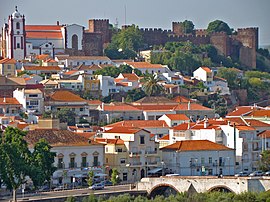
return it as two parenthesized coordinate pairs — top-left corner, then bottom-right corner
(92, 162), (101, 167)
(145, 150), (158, 156)
(57, 163), (65, 169)
(130, 162), (142, 167)
(69, 162), (77, 169)
(129, 151), (141, 157)
(81, 162), (89, 168)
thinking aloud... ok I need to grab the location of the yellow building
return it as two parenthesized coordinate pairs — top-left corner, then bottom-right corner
(0, 58), (16, 76)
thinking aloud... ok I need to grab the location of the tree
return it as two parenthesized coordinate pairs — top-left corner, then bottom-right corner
(125, 88), (146, 102)
(30, 139), (56, 188)
(180, 20), (195, 34)
(56, 108), (76, 126)
(111, 168), (119, 186)
(259, 150), (270, 172)
(207, 20), (232, 35)
(0, 127), (31, 202)
(142, 74), (165, 96)
(87, 170), (94, 187)
(216, 68), (239, 89)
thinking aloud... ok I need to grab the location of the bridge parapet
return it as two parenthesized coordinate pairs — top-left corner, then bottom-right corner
(137, 176), (270, 195)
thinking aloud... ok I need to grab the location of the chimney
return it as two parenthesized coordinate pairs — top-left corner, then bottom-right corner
(188, 122), (190, 129)
(101, 102), (104, 111)
(188, 101), (191, 110)
(204, 119), (209, 128)
(122, 97), (125, 103)
(56, 21), (60, 26)
(3, 97), (6, 103)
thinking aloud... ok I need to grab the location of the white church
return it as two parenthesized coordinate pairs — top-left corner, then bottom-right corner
(0, 7), (84, 60)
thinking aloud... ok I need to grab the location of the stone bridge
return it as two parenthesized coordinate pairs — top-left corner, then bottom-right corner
(137, 176), (270, 197)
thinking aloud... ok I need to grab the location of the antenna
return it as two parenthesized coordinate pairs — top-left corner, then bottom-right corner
(124, 5), (126, 26)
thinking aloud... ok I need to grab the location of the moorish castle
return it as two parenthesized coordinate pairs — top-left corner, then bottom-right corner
(1, 7), (258, 68)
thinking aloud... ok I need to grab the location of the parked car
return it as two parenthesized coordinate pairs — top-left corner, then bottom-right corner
(89, 183), (104, 190)
(101, 180), (113, 186)
(235, 171), (249, 177)
(263, 171), (270, 176)
(249, 171), (264, 177)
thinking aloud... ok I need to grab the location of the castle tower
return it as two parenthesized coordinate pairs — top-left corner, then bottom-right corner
(6, 6), (26, 60)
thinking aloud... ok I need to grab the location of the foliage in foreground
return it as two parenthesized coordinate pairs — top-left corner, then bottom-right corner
(66, 191), (270, 202)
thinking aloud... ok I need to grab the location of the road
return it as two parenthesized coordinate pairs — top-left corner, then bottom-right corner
(0, 184), (133, 202)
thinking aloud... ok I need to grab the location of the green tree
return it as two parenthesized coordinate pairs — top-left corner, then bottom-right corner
(207, 20), (232, 35)
(111, 168), (119, 186)
(180, 20), (195, 34)
(0, 127), (31, 202)
(30, 139), (56, 188)
(142, 74), (165, 96)
(259, 150), (270, 171)
(87, 171), (94, 186)
(216, 68), (239, 89)
(65, 196), (76, 202)
(56, 108), (76, 126)
(42, 111), (53, 118)
(125, 88), (146, 102)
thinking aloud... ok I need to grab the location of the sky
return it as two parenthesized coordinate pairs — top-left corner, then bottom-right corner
(1, 0), (269, 46)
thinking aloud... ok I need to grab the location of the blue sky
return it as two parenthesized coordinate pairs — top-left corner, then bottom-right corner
(1, 0), (269, 46)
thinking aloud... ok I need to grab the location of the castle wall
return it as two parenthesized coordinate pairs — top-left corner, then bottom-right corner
(210, 32), (231, 56)
(88, 19), (111, 44)
(83, 32), (103, 56)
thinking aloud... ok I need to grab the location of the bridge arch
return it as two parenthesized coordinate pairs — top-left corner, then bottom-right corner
(208, 185), (234, 193)
(149, 183), (179, 198)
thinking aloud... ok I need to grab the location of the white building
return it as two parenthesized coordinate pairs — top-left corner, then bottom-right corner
(97, 75), (119, 97)
(158, 114), (190, 127)
(13, 88), (44, 114)
(161, 140), (235, 176)
(25, 129), (105, 185)
(125, 62), (171, 74)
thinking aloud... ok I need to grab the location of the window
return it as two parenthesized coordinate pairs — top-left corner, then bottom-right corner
(29, 94), (38, 98)
(115, 136), (120, 139)
(80, 108), (83, 112)
(29, 100), (39, 106)
(116, 148), (122, 152)
(58, 158), (64, 169)
(81, 156), (87, 167)
(120, 158), (126, 164)
(140, 136), (145, 144)
(106, 158), (108, 163)
(93, 156), (98, 166)
(70, 157), (75, 168)
(209, 157), (212, 164)
(16, 22), (20, 29)
(208, 169), (213, 175)
(7, 65), (11, 69)
(137, 116), (141, 120)
(201, 158), (205, 165)
(17, 43), (20, 48)
(219, 157), (223, 166)
(106, 147), (108, 152)
(123, 173), (127, 181)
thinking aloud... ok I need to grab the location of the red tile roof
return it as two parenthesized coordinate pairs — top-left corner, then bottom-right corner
(23, 66), (61, 71)
(88, 100), (102, 105)
(75, 132), (96, 139)
(134, 105), (177, 111)
(248, 110), (270, 117)
(103, 103), (141, 111)
(126, 62), (163, 69)
(49, 90), (86, 102)
(161, 140), (232, 151)
(26, 32), (63, 39)
(0, 58), (16, 64)
(159, 134), (169, 140)
(25, 25), (62, 31)
(164, 114), (189, 121)
(173, 123), (196, 130)
(121, 73), (140, 81)
(201, 67), (211, 73)
(172, 96), (191, 103)
(257, 130), (270, 138)
(95, 138), (125, 145)
(36, 54), (50, 60)
(244, 119), (270, 127)
(104, 127), (145, 134)
(235, 125), (255, 131)
(174, 103), (212, 111)
(105, 120), (169, 128)
(0, 97), (20, 105)
(226, 106), (254, 117)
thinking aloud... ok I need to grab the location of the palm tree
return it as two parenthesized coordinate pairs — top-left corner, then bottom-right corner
(142, 74), (165, 96)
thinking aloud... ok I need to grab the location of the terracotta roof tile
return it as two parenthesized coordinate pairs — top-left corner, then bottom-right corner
(257, 130), (270, 138)
(103, 103), (141, 111)
(49, 90), (86, 102)
(172, 96), (192, 103)
(25, 25), (62, 31)
(235, 125), (255, 131)
(25, 129), (91, 146)
(104, 126), (145, 134)
(174, 103), (212, 111)
(126, 62), (163, 69)
(0, 97), (21, 105)
(134, 96), (177, 105)
(134, 105), (177, 111)
(201, 67), (212, 73)
(164, 114), (189, 121)
(173, 123), (196, 130)
(75, 132), (96, 139)
(88, 100), (102, 105)
(0, 58), (16, 64)
(23, 66), (61, 71)
(57, 56), (110, 61)
(95, 138), (125, 145)
(244, 119), (270, 127)
(226, 106), (254, 117)
(248, 110), (270, 117)
(121, 73), (139, 81)
(105, 120), (169, 128)
(161, 140), (232, 151)
(159, 134), (169, 140)
(26, 32), (63, 39)
(36, 54), (50, 60)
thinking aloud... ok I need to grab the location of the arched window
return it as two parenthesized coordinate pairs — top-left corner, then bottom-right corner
(16, 22), (20, 29)
(72, 34), (78, 50)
